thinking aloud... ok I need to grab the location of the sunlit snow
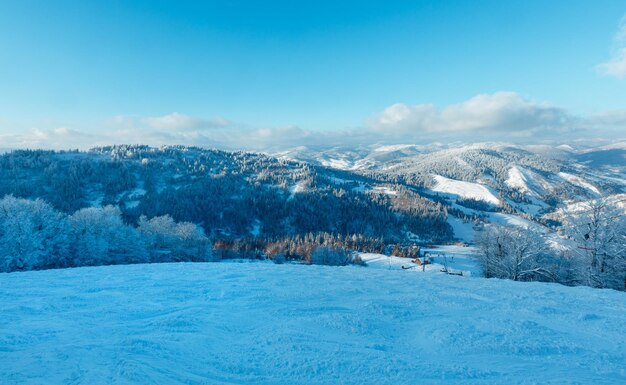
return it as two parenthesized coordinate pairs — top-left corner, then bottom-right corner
(1, 263), (624, 384)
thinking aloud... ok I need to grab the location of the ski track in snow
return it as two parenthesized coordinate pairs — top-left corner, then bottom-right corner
(1, 263), (625, 385)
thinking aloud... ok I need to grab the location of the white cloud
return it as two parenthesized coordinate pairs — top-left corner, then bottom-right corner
(0, 127), (97, 149)
(140, 112), (231, 131)
(596, 48), (626, 79)
(589, 109), (626, 125)
(367, 92), (570, 137)
(103, 117), (321, 151)
(596, 15), (626, 79)
(585, 109), (626, 139)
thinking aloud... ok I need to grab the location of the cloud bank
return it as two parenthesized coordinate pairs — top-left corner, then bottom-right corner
(367, 92), (571, 138)
(0, 92), (623, 151)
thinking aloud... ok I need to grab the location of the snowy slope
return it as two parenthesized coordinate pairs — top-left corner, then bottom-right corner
(1, 263), (625, 384)
(558, 172), (601, 195)
(504, 166), (558, 197)
(505, 166), (532, 194)
(446, 216), (476, 242)
(430, 175), (501, 205)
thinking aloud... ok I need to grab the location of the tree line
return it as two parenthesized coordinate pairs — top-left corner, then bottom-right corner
(0, 196), (377, 273)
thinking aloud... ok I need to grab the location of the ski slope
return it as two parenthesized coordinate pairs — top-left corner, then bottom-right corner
(1, 262), (625, 384)
(505, 166), (533, 195)
(430, 175), (501, 205)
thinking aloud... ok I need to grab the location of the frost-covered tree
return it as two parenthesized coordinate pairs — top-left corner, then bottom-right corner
(562, 198), (626, 290)
(0, 195), (70, 272)
(69, 206), (147, 266)
(138, 215), (212, 262)
(476, 224), (553, 281)
(0, 198), (216, 272)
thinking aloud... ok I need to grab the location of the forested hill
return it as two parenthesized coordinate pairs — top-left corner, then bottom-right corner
(278, 142), (626, 233)
(0, 145), (452, 243)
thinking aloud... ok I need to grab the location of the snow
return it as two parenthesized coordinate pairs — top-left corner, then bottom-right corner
(351, 183), (366, 193)
(430, 175), (500, 206)
(125, 200), (140, 208)
(288, 181), (307, 199)
(556, 144), (575, 151)
(351, 158), (377, 170)
(558, 172), (601, 195)
(558, 194), (626, 216)
(292, 182), (306, 194)
(1, 262), (625, 384)
(591, 140), (626, 151)
(320, 158), (351, 170)
(505, 166), (558, 198)
(505, 166), (532, 194)
(372, 144), (418, 152)
(361, 246), (481, 276)
(359, 253), (455, 273)
(250, 220), (261, 236)
(421, 245), (483, 277)
(489, 213), (544, 231)
(129, 187), (147, 196)
(447, 216), (475, 242)
(450, 209), (548, 243)
(371, 186), (397, 196)
(506, 196), (548, 217)
(359, 245), (483, 277)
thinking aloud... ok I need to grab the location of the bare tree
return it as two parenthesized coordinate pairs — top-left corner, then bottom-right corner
(562, 198), (626, 290)
(476, 224), (553, 282)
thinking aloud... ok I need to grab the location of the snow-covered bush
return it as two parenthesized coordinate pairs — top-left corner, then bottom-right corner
(0, 196), (70, 272)
(0, 196), (217, 272)
(138, 215), (213, 262)
(69, 206), (148, 266)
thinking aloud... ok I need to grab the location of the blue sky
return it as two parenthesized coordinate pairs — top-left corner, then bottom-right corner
(0, 0), (624, 149)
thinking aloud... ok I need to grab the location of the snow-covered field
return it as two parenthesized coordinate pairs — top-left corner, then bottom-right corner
(2, 262), (625, 384)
